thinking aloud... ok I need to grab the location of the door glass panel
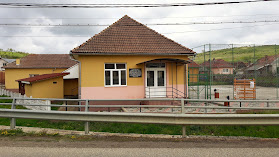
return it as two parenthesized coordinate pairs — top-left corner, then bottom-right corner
(157, 71), (164, 86)
(113, 71), (119, 85)
(147, 71), (154, 86)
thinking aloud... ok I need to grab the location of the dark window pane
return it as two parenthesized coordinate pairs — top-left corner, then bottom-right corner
(121, 70), (126, 85)
(113, 71), (119, 85)
(147, 71), (154, 86)
(116, 64), (125, 69)
(105, 64), (115, 69)
(158, 71), (164, 86)
(105, 71), (111, 85)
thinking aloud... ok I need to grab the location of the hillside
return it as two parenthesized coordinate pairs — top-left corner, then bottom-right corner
(0, 48), (29, 59)
(194, 45), (278, 64)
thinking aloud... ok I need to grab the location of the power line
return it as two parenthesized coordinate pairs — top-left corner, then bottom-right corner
(163, 22), (279, 34)
(1, 13), (279, 19)
(0, 20), (279, 27)
(0, 22), (277, 37)
(0, 0), (278, 8)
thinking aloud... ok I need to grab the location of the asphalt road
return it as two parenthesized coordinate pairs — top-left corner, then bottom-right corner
(1, 135), (279, 157)
(1, 147), (279, 157)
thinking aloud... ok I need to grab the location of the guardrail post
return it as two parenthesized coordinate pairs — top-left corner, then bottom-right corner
(10, 98), (16, 129)
(84, 100), (90, 134)
(267, 99), (269, 107)
(181, 99), (186, 137)
(182, 126), (186, 138)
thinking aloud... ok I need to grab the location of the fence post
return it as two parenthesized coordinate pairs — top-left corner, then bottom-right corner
(205, 102), (208, 113)
(10, 98), (16, 129)
(181, 99), (184, 114)
(267, 99), (269, 107)
(84, 100), (90, 134)
(46, 100), (51, 111)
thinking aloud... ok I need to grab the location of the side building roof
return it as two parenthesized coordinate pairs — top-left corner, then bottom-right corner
(4, 54), (77, 69)
(71, 15), (195, 55)
(16, 73), (70, 84)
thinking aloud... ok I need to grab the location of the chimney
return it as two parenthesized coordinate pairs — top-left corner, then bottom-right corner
(16, 59), (20, 65)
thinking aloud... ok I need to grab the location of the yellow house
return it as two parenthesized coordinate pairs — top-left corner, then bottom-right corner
(17, 73), (69, 98)
(71, 15), (196, 100)
(4, 54), (78, 98)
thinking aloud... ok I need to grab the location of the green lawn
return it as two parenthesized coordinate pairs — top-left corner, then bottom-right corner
(1, 118), (279, 138)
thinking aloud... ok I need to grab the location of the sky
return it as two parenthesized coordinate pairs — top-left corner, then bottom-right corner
(0, 0), (279, 54)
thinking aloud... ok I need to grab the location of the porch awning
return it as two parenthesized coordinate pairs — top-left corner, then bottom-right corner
(136, 58), (191, 65)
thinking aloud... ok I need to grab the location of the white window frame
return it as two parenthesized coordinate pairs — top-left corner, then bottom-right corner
(223, 68), (229, 73)
(104, 63), (127, 87)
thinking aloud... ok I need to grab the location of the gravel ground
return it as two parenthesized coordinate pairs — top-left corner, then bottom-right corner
(191, 85), (279, 100)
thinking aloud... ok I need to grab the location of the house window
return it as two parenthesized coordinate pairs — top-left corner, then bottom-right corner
(3, 63), (6, 66)
(223, 69), (229, 73)
(105, 63), (126, 86)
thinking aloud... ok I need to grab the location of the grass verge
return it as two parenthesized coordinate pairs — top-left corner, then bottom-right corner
(1, 95), (279, 138)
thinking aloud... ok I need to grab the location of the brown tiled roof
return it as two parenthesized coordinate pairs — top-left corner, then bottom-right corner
(255, 55), (279, 65)
(188, 61), (200, 68)
(4, 54), (77, 69)
(200, 59), (233, 68)
(246, 55), (279, 71)
(71, 15), (195, 55)
(16, 73), (69, 83)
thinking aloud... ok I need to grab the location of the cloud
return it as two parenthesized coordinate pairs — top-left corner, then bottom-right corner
(0, 0), (279, 54)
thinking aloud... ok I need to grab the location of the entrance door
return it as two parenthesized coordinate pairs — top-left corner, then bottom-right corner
(145, 63), (166, 98)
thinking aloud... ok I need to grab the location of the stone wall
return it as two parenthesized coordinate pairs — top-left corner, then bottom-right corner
(0, 89), (51, 111)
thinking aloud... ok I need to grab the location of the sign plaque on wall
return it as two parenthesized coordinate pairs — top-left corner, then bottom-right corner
(129, 68), (142, 78)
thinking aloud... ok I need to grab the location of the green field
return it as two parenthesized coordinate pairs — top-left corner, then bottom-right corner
(194, 45), (278, 64)
(0, 48), (29, 59)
